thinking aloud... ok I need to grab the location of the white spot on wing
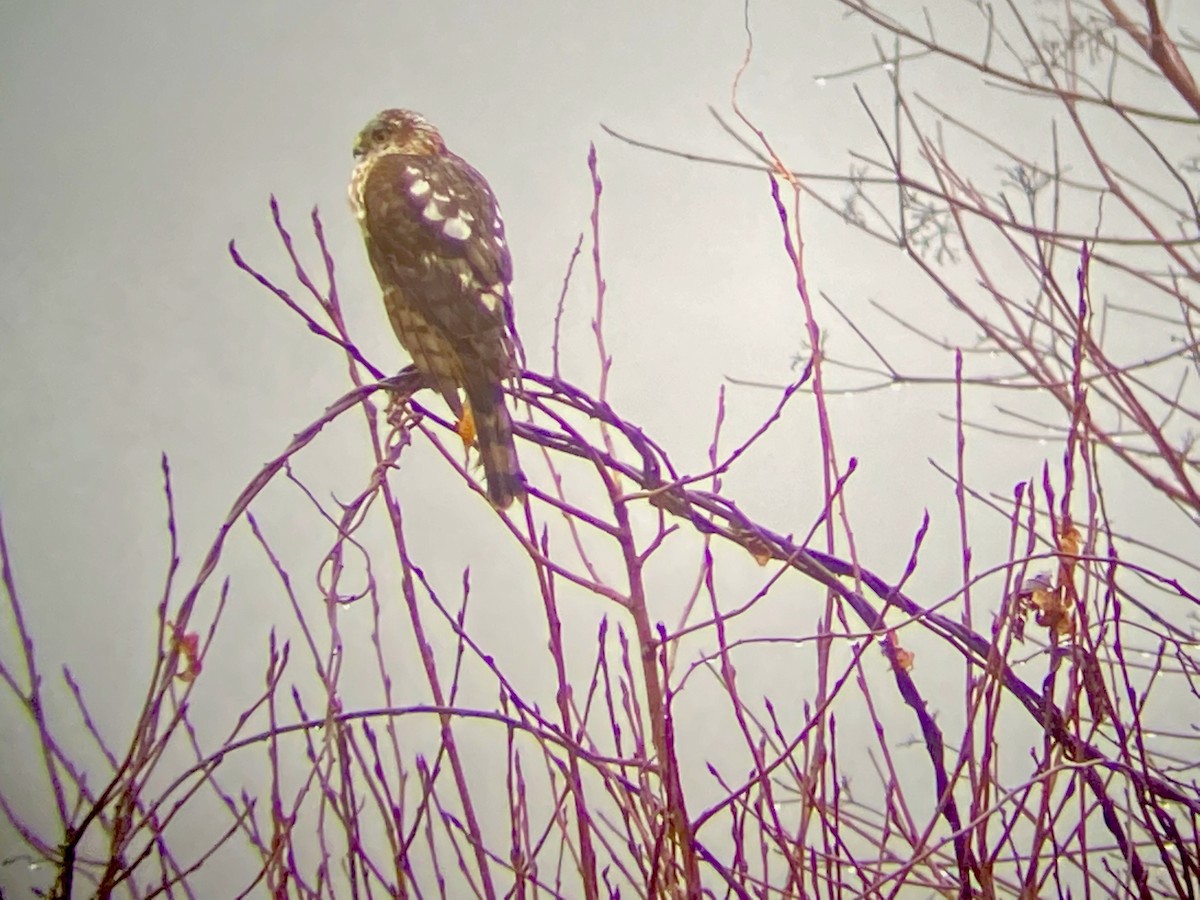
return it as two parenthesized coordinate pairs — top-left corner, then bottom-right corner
(433, 190), (451, 202)
(409, 178), (431, 198)
(422, 203), (445, 222)
(480, 292), (501, 313)
(443, 216), (471, 240)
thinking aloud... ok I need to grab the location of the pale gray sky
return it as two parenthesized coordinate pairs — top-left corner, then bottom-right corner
(4, 1), (1197, 896)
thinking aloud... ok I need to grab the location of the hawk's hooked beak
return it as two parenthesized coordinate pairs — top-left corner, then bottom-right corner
(353, 116), (384, 159)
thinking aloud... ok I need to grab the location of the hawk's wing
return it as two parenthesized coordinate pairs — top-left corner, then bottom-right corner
(359, 151), (516, 381)
(357, 148), (525, 508)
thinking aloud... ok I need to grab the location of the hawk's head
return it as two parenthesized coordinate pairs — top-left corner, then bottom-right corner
(353, 109), (444, 160)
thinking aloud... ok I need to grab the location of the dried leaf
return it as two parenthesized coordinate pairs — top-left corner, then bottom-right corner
(170, 626), (202, 682)
(1016, 572), (1054, 601)
(1059, 525), (1082, 559)
(1079, 649), (1113, 725)
(1031, 584), (1073, 637)
(1012, 612), (1026, 643)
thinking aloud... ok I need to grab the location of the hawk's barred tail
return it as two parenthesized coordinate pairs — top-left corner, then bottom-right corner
(466, 382), (525, 509)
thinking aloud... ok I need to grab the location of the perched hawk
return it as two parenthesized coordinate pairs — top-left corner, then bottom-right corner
(350, 109), (525, 508)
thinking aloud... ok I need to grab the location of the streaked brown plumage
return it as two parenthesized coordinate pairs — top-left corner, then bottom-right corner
(349, 109), (524, 508)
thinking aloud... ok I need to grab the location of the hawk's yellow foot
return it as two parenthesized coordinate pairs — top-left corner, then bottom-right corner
(456, 403), (476, 450)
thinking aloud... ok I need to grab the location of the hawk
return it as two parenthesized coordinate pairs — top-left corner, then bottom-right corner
(350, 109), (525, 508)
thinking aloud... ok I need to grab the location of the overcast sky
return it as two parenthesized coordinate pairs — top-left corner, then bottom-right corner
(0, 0), (958, 654)
(4, 1), (1197, 895)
